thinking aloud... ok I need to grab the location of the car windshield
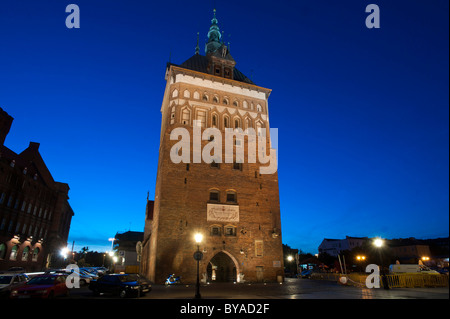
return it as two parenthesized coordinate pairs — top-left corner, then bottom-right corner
(118, 274), (139, 282)
(27, 276), (56, 285)
(0, 276), (13, 284)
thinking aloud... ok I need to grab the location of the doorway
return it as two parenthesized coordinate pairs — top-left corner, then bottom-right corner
(207, 251), (238, 282)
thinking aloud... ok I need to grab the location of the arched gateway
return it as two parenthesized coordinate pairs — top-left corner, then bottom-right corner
(207, 251), (239, 282)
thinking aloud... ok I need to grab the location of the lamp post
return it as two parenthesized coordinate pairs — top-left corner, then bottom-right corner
(194, 233), (203, 299)
(373, 237), (389, 290)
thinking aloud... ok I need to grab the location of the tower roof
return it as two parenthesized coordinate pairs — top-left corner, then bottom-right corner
(175, 54), (254, 84)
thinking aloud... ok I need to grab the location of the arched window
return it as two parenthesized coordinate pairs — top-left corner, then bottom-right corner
(223, 98), (229, 105)
(209, 190), (220, 202)
(9, 245), (19, 261)
(182, 109), (191, 125)
(256, 104), (262, 112)
(172, 89), (178, 98)
(212, 114), (218, 127)
(183, 90), (190, 98)
(224, 116), (230, 128)
(226, 191), (237, 203)
(213, 96), (219, 103)
(246, 118), (252, 129)
(193, 91), (200, 99)
(0, 243), (6, 259)
(32, 248), (40, 262)
(234, 118), (241, 129)
(21, 246), (30, 261)
(243, 101), (248, 109)
(233, 100), (239, 107)
(224, 225), (237, 237)
(202, 94), (208, 101)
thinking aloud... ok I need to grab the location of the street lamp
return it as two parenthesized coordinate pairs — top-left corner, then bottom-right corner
(194, 233), (203, 299)
(356, 255), (366, 273)
(373, 237), (389, 290)
(373, 238), (384, 248)
(60, 247), (70, 259)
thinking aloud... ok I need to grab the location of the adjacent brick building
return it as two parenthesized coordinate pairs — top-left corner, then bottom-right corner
(141, 10), (284, 284)
(0, 107), (74, 272)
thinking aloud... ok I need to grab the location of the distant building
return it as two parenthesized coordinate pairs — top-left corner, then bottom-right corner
(318, 236), (368, 257)
(113, 230), (143, 273)
(388, 237), (448, 265)
(0, 107), (74, 272)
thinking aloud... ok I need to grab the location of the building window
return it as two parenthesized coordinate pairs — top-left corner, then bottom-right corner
(233, 100), (238, 107)
(224, 68), (231, 79)
(213, 96), (219, 103)
(224, 226), (236, 237)
(212, 114), (218, 127)
(0, 243), (6, 260)
(32, 248), (40, 262)
(210, 226), (221, 236)
(0, 192), (5, 204)
(9, 245), (19, 261)
(234, 118), (241, 129)
(182, 109), (190, 125)
(21, 246), (30, 261)
(209, 190), (220, 202)
(233, 162), (242, 171)
(211, 160), (220, 169)
(226, 191), (237, 203)
(255, 240), (263, 257)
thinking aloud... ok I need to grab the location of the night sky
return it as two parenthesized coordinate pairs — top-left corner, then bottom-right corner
(0, 0), (448, 254)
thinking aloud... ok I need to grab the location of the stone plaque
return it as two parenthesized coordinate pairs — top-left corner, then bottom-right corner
(207, 203), (239, 222)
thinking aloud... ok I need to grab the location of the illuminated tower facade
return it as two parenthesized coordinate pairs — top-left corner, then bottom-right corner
(141, 10), (283, 284)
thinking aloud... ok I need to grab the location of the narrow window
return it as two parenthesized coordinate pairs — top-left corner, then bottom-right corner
(233, 162), (242, 171)
(226, 192), (237, 203)
(209, 191), (220, 202)
(211, 226), (221, 236)
(225, 226), (236, 236)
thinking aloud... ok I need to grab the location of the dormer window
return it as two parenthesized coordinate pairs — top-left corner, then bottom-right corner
(224, 68), (231, 78)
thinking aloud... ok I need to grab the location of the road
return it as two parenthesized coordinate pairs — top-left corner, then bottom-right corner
(67, 278), (449, 299)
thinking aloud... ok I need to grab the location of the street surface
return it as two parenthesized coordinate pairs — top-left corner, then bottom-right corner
(67, 278), (449, 299)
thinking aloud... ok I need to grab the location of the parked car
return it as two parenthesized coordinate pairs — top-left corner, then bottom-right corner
(45, 268), (95, 286)
(10, 274), (69, 299)
(0, 273), (29, 298)
(7, 267), (26, 273)
(300, 269), (313, 278)
(89, 274), (151, 298)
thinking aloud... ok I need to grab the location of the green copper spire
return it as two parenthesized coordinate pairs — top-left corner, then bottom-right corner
(195, 32), (200, 55)
(205, 8), (222, 54)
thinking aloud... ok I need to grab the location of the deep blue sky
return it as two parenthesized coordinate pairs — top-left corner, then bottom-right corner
(0, 1), (448, 254)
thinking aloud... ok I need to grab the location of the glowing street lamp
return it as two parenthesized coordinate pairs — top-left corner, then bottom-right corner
(60, 247), (70, 259)
(373, 238), (384, 248)
(194, 233), (203, 299)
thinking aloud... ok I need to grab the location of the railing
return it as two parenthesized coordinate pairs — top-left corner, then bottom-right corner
(310, 272), (449, 288)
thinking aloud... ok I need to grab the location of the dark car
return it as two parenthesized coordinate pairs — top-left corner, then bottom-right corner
(89, 274), (151, 298)
(10, 274), (69, 299)
(0, 273), (29, 298)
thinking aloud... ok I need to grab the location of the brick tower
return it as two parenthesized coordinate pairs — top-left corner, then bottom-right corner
(141, 9), (284, 284)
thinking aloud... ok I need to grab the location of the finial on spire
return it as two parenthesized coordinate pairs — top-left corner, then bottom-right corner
(195, 32), (200, 55)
